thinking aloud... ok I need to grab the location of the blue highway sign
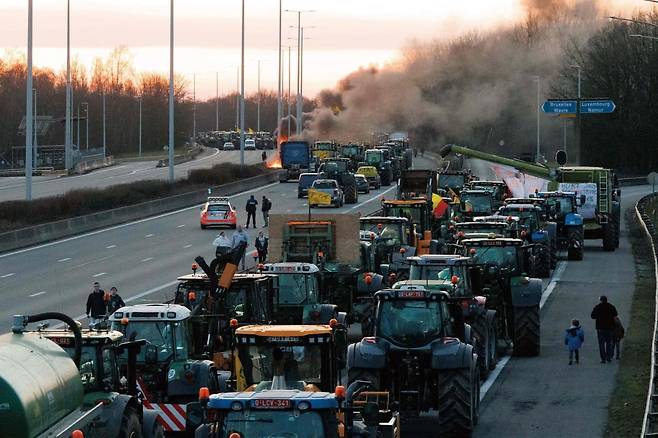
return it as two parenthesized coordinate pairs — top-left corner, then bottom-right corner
(542, 100), (577, 114)
(580, 100), (616, 114)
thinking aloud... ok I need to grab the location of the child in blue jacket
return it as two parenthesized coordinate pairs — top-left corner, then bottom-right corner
(565, 319), (585, 365)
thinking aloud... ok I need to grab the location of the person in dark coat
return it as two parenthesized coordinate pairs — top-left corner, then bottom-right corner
(261, 196), (272, 227)
(564, 319), (584, 365)
(107, 287), (125, 315)
(245, 195), (258, 228)
(591, 295), (618, 363)
(255, 231), (268, 263)
(86, 281), (107, 326)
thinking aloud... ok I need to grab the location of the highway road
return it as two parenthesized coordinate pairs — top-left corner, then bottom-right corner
(0, 148), (264, 201)
(0, 154), (438, 333)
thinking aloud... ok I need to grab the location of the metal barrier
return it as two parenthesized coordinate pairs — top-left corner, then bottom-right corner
(621, 177), (650, 187)
(638, 193), (658, 438)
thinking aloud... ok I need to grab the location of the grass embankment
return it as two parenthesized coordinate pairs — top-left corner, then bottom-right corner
(605, 199), (658, 437)
(0, 162), (265, 233)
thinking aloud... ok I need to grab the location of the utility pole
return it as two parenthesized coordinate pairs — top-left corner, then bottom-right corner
(193, 73), (196, 145)
(534, 76), (541, 162)
(25, 0), (33, 200)
(288, 45), (292, 136)
(65, 0), (71, 170)
(235, 66), (239, 130)
(33, 88), (37, 168)
(168, 0), (175, 183)
(84, 103), (89, 149)
(215, 72), (219, 131)
(102, 92), (106, 157)
(575, 65), (581, 165)
(277, 0), (282, 135)
(138, 96), (142, 157)
(257, 60), (261, 132)
(296, 12), (301, 135)
(77, 103), (80, 151)
(239, 0), (245, 165)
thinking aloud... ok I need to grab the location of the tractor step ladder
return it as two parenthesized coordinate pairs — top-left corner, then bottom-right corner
(599, 171), (609, 215)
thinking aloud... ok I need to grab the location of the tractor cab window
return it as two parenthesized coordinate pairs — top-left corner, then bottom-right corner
(175, 282), (210, 306)
(499, 208), (538, 229)
(438, 174), (465, 189)
(221, 410), (327, 438)
(360, 221), (408, 246)
(225, 286), (249, 320)
(115, 321), (190, 362)
(365, 150), (382, 165)
(461, 192), (492, 213)
(377, 300), (443, 347)
(468, 245), (519, 272)
(277, 274), (319, 305)
(409, 264), (456, 281)
(78, 346), (100, 391)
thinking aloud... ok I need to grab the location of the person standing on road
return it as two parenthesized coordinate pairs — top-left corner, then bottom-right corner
(255, 231), (269, 263)
(613, 316), (625, 360)
(86, 282), (107, 326)
(232, 225), (250, 270)
(261, 150), (267, 162)
(213, 231), (232, 257)
(262, 196), (272, 227)
(591, 295), (618, 363)
(245, 195), (258, 228)
(564, 319), (584, 365)
(107, 287), (125, 315)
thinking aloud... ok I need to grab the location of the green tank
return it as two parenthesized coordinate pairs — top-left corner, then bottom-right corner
(0, 332), (83, 438)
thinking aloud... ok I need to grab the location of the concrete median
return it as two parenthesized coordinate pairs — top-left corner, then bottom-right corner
(0, 170), (281, 253)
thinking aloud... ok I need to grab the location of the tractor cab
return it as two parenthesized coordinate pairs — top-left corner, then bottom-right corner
(360, 217), (415, 280)
(397, 255), (479, 299)
(459, 189), (494, 219)
(497, 203), (543, 237)
(466, 180), (510, 208)
(381, 199), (435, 254)
(231, 323), (347, 393)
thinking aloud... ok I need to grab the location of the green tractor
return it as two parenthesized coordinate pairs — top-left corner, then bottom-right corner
(340, 143), (366, 171)
(441, 144), (621, 252)
(459, 189), (495, 220)
(363, 148), (394, 186)
(319, 157), (359, 204)
(359, 216), (417, 282)
(465, 180), (511, 209)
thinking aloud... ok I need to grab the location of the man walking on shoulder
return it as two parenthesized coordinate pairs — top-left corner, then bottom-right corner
(591, 295), (618, 363)
(262, 195), (272, 227)
(86, 281), (107, 326)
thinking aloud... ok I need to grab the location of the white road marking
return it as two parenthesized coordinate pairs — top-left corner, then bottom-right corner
(1, 273), (15, 278)
(0, 181), (279, 259)
(29, 291), (47, 297)
(176, 224), (186, 228)
(106, 244), (117, 249)
(92, 272), (107, 277)
(479, 259), (568, 401)
(183, 244), (192, 249)
(145, 234), (154, 238)
(141, 257), (154, 262)
(57, 257), (72, 262)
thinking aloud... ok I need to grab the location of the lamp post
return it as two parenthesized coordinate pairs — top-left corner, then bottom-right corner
(193, 73), (196, 145)
(65, 0), (72, 170)
(138, 97), (142, 157)
(25, 0), (33, 200)
(77, 102), (80, 151)
(285, 9), (315, 135)
(102, 92), (106, 157)
(531, 76), (541, 162)
(569, 64), (582, 164)
(240, 0), (245, 165)
(33, 88), (37, 168)
(215, 72), (219, 131)
(257, 60), (261, 132)
(277, 0), (283, 134)
(168, 0), (175, 183)
(82, 102), (89, 150)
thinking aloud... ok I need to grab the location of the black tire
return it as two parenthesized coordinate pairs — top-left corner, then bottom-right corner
(347, 367), (380, 390)
(437, 367), (476, 436)
(344, 182), (358, 204)
(470, 312), (491, 379)
(487, 312), (498, 371)
(603, 221), (616, 252)
(118, 408), (142, 438)
(567, 227), (584, 261)
(151, 424), (164, 438)
(550, 238), (558, 269)
(533, 245), (551, 278)
(513, 305), (540, 357)
(381, 170), (391, 186)
(201, 224), (207, 230)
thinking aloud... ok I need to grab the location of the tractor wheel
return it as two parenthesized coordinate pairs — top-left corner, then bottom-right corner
(201, 224), (207, 230)
(347, 367), (380, 390)
(118, 407), (142, 438)
(567, 227), (584, 261)
(513, 305), (540, 357)
(381, 171), (391, 186)
(437, 366), (476, 436)
(151, 424), (164, 438)
(534, 245), (551, 278)
(550, 238), (558, 269)
(613, 206), (621, 248)
(470, 312), (491, 379)
(603, 220), (616, 252)
(487, 311), (498, 371)
(344, 182), (358, 204)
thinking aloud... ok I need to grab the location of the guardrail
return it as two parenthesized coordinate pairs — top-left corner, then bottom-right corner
(621, 177), (649, 187)
(638, 193), (658, 438)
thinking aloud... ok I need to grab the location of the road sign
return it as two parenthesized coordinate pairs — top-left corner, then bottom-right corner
(648, 172), (658, 185)
(580, 100), (616, 114)
(542, 100), (577, 114)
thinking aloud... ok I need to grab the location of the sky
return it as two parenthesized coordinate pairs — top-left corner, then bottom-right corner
(0, 0), (640, 99)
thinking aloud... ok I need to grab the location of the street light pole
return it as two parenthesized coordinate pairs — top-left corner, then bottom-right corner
(84, 102), (89, 150)
(193, 73), (196, 145)
(571, 64), (582, 165)
(138, 96), (142, 157)
(25, 0), (33, 200)
(33, 88), (37, 168)
(215, 72), (219, 131)
(239, 0), (245, 165)
(296, 12), (301, 135)
(287, 45), (292, 136)
(168, 0), (175, 183)
(102, 92), (106, 157)
(65, 0), (71, 170)
(235, 66), (239, 130)
(77, 103), (80, 151)
(532, 76), (541, 162)
(257, 60), (261, 132)
(277, 0), (282, 134)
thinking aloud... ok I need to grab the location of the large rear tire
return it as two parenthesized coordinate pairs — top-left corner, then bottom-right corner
(347, 367), (380, 390)
(603, 220), (616, 252)
(437, 367), (477, 436)
(513, 305), (540, 357)
(118, 407), (142, 438)
(381, 170), (391, 186)
(470, 312), (491, 379)
(567, 227), (584, 261)
(344, 182), (358, 204)
(533, 245), (551, 278)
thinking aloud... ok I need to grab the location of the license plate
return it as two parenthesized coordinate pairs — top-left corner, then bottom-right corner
(252, 399), (291, 409)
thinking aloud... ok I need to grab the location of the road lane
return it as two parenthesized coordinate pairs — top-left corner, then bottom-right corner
(0, 155), (438, 332)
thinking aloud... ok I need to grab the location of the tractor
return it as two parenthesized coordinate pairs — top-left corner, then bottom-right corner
(319, 157), (359, 204)
(347, 288), (480, 436)
(363, 149), (394, 186)
(465, 180), (511, 209)
(459, 189), (495, 221)
(533, 191), (586, 260)
(359, 216), (416, 282)
(340, 143), (366, 171)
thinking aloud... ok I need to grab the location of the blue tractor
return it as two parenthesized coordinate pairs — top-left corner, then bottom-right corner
(533, 191), (586, 261)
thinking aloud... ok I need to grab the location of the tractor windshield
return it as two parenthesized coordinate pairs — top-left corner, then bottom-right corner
(220, 410), (327, 438)
(461, 193), (492, 213)
(237, 343), (325, 389)
(114, 321), (190, 362)
(342, 146), (360, 157)
(499, 208), (538, 229)
(277, 273), (319, 305)
(365, 150), (382, 165)
(360, 221), (408, 245)
(467, 245), (519, 272)
(438, 174), (465, 189)
(384, 205), (422, 227)
(377, 300), (443, 347)
(409, 264), (459, 282)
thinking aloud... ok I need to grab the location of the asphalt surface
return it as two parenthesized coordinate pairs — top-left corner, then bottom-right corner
(0, 148), (264, 201)
(0, 154), (437, 333)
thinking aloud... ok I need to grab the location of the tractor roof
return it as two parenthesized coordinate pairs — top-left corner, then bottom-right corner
(506, 198), (545, 204)
(42, 328), (124, 344)
(474, 215), (520, 223)
(406, 254), (471, 265)
(177, 272), (271, 282)
(536, 191), (576, 198)
(499, 204), (540, 211)
(469, 180), (506, 186)
(461, 189), (491, 195)
(236, 324), (333, 337)
(461, 237), (524, 246)
(261, 263), (320, 274)
(110, 303), (190, 321)
(207, 390), (338, 410)
(360, 216), (409, 224)
(456, 221), (508, 228)
(383, 199), (429, 206)
(374, 287), (450, 301)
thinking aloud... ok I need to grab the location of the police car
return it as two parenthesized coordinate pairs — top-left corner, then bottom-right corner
(200, 196), (237, 229)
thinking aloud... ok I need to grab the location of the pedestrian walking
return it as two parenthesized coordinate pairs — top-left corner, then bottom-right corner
(86, 281), (107, 326)
(232, 225), (250, 270)
(613, 316), (625, 360)
(591, 295), (618, 363)
(255, 231), (269, 263)
(213, 231), (232, 257)
(262, 195), (272, 227)
(245, 195), (258, 228)
(564, 319), (584, 365)
(107, 287), (125, 315)
(261, 150), (267, 162)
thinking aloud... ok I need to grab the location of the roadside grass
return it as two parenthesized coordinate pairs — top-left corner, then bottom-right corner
(0, 162), (265, 232)
(605, 204), (657, 437)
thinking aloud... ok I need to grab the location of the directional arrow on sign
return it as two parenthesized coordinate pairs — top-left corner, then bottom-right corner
(542, 100), (578, 114)
(580, 100), (616, 114)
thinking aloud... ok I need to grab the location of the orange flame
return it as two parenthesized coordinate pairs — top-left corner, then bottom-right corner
(266, 134), (287, 169)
